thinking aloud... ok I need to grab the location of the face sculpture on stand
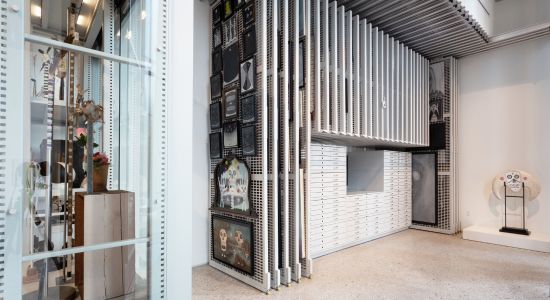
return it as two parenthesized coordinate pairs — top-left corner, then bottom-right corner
(492, 169), (541, 201)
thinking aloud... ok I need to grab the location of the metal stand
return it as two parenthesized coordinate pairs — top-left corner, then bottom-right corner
(500, 182), (530, 236)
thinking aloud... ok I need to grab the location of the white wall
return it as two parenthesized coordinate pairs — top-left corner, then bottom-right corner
(192, 0), (210, 267)
(167, 0), (194, 298)
(494, 0), (550, 35)
(458, 35), (550, 234)
(460, 0), (495, 36)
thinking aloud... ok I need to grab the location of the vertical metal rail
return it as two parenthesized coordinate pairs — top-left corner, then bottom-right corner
(366, 23), (373, 138)
(322, 0), (329, 132)
(303, 0), (313, 278)
(338, 6), (346, 134)
(261, 0), (272, 291)
(353, 16), (360, 137)
(345, 11), (352, 135)
(271, 0), (281, 289)
(314, 0), (321, 132)
(329, 2), (338, 133)
(103, 0), (115, 189)
(359, 20), (366, 137)
(292, 0), (302, 282)
(281, 0), (291, 286)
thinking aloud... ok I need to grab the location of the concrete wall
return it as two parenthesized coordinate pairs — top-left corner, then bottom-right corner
(458, 35), (550, 233)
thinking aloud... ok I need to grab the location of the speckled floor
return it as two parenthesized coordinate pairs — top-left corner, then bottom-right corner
(193, 229), (550, 299)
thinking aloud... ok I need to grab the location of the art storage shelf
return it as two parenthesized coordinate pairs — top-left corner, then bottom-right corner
(209, 207), (259, 221)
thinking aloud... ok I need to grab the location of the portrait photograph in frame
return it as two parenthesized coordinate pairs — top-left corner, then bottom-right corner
(212, 2), (222, 25)
(210, 101), (222, 130)
(223, 88), (238, 120)
(212, 25), (222, 48)
(242, 3), (255, 28)
(210, 132), (223, 159)
(223, 121), (240, 148)
(240, 57), (256, 94)
(241, 94), (256, 124)
(210, 73), (222, 99)
(411, 152), (438, 226)
(241, 125), (256, 156)
(212, 215), (254, 275)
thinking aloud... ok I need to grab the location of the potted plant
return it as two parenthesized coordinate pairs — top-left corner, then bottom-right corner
(92, 152), (109, 192)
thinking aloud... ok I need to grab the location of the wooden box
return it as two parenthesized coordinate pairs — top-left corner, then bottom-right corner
(75, 191), (135, 299)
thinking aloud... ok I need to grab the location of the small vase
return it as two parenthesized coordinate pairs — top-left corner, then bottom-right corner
(93, 164), (109, 192)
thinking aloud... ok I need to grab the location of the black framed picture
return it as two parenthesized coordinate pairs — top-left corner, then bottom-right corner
(210, 73), (222, 99)
(212, 3), (222, 25)
(209, 132), (223, 159)
(223, 88), (238, 120)
(243, 4), (255, 28)
(234, 0), (246, 9)
(223, 42), (239, 86)
(299, 39), (305, 88)
(412, 152), (438, 226)
(241, 94), (256, 124)
(241, 125), (256, 156)
(223, 121), (240, 148)
(213, 25), (222, 48)
(240, 57), (256, 94)
(242, 26), (256, 59)
(223, 0), (233, 20)
(210, 102), (222, 130)
(212, 215), (254, 275)
(212, 47), (223, 74)
(223, 15), (238, 46)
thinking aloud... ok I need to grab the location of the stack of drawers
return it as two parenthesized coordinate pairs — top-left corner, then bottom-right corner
(310, 144), (412, 258)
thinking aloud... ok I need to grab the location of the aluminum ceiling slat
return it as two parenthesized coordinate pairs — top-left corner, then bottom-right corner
(333, 0), (489, 59)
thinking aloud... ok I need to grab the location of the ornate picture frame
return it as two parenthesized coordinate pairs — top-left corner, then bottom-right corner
(214, 154), (251, 215)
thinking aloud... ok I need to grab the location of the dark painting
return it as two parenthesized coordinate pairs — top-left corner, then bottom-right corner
(212, 215), (254, 275)
(412, 152), (438, 225)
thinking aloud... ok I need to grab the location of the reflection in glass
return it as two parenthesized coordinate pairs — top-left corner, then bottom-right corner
(24, 0), (155, 299)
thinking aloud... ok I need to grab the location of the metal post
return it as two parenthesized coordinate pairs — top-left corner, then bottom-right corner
(87, 121), (94, 194)
(504, 182), (507, 228)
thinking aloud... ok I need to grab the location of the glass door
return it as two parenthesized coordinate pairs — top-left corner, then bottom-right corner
(2, 0), (167, 299)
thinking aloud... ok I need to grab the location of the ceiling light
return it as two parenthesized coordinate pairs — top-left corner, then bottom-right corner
(141, 10), (147, 20)
(77, 15), (87, 26)
(125, 30), (132, 40)
(31, 4), (41, 18)
(117, 30), (121, 37)
(82, 0), (93, 4)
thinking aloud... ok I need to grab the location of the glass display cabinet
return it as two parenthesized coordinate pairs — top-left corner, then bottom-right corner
(1, 0), (167, 299)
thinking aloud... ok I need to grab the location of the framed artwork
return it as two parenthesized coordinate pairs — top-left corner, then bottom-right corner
(223, 0), (233, 20)
(234, 0), (246, 9)
(412, 152), (438, 226)
(240, 57), (256, 94)
(209, 133), (223, 159)
(212, 25), (222, 48)
(210, 102), (222, 130)
(242, 26), (256, 59)
(241, 94), (256, 124)
(212, 3), (222, 25)
(212, 47), (223, 74)
(223, 42), (239, 86)
(242, 4), (255, 28)
(214, 154), (251, 214)
(223, 88), (238, 120)
(212, 215), (254, 275)
(241, 125), (256, 156)
(210, 73), (222, 99)
(223, 15), (238, 46)
(223, 121), (239, 148)
(429, 62), (445, 122)
(299, 39), (305, 88)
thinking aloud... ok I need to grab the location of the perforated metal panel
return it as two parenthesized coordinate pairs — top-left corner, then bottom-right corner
(208, 0), (271, 292)
(410, 57), (458, 234)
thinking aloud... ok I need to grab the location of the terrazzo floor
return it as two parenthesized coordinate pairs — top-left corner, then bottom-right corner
(193, 229), (550, 299)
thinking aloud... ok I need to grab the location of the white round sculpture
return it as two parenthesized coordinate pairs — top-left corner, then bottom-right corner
(492, 170), (541, 201)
